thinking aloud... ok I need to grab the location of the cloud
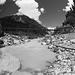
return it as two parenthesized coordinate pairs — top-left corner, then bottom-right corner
(63, 0), (74, 12)
(14, 0), (44, 23)
(0, 0), (6, 5)
(40, 8), (45, 13)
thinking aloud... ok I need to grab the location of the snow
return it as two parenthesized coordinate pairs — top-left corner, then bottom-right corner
(0, 51), (20, 72)
(3, 39), (57, 71)
(11, 71), (33, 75)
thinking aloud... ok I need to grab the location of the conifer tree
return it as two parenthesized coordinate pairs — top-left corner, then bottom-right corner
(63, 0), (75, 27)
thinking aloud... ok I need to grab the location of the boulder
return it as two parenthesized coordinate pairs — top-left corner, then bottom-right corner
(71, 39), (75, 44)
(0, 51), (20, 73)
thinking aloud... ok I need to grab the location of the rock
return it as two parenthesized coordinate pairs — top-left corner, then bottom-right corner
(0, 51), (20, 73)
(71, 39), (75, 44)
(64, 72), (71, 75)
(37, 73), (43, 75)
(48, 45), (53, 49)
(41, 42), (46, 45)
(0, 71), (11, 75)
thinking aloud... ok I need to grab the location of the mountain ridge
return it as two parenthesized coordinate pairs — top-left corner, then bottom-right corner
(0, 14), (48, 38)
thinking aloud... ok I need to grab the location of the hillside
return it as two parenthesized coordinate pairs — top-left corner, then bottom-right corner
(53, 25), (74, 35)
(0, 14), (48, 38)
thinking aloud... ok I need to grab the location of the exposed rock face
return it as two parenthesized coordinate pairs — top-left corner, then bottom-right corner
(0, 51), (20, 73)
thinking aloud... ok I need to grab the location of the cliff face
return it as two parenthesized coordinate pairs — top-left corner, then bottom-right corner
(0, 14), (48, 38)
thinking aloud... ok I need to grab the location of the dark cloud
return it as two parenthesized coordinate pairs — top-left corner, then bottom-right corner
(0, 0), (19, 17)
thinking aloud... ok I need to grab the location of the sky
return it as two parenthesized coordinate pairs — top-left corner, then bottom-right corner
(0, 0), (73, 27)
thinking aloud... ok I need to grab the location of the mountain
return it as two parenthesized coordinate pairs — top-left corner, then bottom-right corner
(0, 14), (48, 38)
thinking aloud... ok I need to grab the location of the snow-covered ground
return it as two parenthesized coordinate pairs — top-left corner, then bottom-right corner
(2, 39), (57, 72)
(1, 33), (75, 75)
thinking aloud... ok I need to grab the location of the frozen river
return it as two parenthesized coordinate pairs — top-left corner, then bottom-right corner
(3, 39), (57, 71)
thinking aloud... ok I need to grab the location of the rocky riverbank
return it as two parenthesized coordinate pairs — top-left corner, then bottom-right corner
(39, 33), (75, 75)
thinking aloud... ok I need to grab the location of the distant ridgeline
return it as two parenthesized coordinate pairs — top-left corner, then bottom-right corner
(0, 14), (48, 38)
